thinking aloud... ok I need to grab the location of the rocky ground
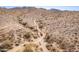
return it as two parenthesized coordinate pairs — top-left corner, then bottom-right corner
(0, 7), (79, 52)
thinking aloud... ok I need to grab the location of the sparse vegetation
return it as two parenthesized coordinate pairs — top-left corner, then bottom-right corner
(0, 7), (79, 52)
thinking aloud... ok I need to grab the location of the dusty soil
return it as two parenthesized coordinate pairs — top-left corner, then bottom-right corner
(0, 7), (79, 52)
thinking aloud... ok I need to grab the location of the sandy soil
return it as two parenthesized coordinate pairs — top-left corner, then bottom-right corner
(0, 7), (79, 52)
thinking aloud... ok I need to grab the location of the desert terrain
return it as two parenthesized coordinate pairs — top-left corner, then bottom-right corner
(0, 7), (79, 52)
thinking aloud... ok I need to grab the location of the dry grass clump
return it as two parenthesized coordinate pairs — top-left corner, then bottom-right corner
(23, 43), (38, 52)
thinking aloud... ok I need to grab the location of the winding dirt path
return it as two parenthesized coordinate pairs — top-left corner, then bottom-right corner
(33, 20), (48, 51)
(8, 19), (48, 52)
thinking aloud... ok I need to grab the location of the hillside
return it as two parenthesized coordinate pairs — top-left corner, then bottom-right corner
(0, 7), (79, 52)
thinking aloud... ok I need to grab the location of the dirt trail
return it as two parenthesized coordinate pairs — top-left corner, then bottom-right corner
(8, 19), (49, 52)
(33, 20), (48, 51)
(0, 22), (29, 35)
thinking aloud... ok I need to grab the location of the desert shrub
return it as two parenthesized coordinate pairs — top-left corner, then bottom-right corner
(0, 43), (13, 52)
(22, 22), (27, 26)
(23, 32), (31, 39)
